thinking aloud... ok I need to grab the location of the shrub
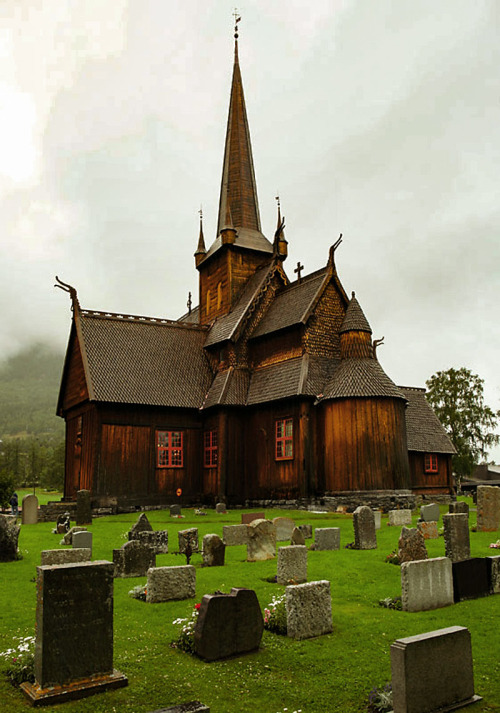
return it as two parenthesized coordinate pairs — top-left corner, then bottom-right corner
(0, 469), (16, 510)
(0, 635), (35, 686)
(367, 682), (393, 712)
(384, 549), (400, 565)
(263, 593), (287, 635)
(171, 603), (201, 653)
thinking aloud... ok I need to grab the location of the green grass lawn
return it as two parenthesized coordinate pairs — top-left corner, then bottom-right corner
(1, 501), (499, 712)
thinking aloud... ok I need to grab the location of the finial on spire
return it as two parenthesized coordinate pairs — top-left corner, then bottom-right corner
(273, 193), (287, 261)
(187, 291), (192, 316)
(233, 9), (241, 39)
(352, 291), (356, 299)
(195, 206), (207, 265)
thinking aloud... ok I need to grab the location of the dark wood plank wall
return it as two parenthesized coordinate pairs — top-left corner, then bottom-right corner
(249, 328), (302, 369)
(408, 452), (453, 494)
(64, 405), (98, 499)
(61, 331), (89, 411)
(321, 398), (410, 492)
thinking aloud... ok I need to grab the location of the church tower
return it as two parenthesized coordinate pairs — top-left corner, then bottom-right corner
(195, 28), (274, 326)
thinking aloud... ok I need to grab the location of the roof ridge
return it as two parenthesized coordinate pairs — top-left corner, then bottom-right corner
(286, 266), (328, 288)
(81, 310), (208, 331)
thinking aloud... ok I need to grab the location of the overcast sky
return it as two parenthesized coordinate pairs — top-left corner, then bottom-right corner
(1, 1), (499, 454)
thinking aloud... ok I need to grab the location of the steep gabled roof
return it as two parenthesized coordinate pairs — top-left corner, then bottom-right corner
(400, 386), (456, 454)
(202, 367), (251, 409)
(319, 358), (407, 401)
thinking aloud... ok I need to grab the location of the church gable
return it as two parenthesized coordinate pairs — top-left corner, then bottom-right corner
(58, 325), (90, 413)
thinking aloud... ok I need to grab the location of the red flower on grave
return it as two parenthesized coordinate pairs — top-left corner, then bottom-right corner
(194, 603), (201, 611)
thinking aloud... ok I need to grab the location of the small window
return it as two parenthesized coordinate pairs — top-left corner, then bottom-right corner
(217, 281), (223, 309)
(276, 418), (293, 460)
(157, 431), (183, 468)
(424, 453), (438, 473)
(204, 430), (218, 468)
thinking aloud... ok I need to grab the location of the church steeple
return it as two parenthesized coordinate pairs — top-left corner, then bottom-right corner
(194, 209), (207, 267)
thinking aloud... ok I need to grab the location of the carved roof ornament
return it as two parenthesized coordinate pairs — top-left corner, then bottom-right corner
(328, 233), (343, 268)
(273, 194), (288, 260)
(54, 276), (80, 313)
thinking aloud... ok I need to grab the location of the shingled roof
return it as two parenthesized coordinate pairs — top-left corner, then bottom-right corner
(340, 292), (372, 334)
(202, 367), (250, 409)
(76, 310), (213, 408)
(246, 354), (337, 405)
(319, 358), (407, 401)
(399, 387), (456, 454)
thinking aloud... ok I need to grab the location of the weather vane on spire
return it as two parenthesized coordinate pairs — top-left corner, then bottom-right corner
(233, 9), (241, 39)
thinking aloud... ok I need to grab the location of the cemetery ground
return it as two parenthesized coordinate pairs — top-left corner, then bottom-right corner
(0, 500), (498, 712)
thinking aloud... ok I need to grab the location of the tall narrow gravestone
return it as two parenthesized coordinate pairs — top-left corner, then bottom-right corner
(476, 485), (500, 531)
(22, 494), (38, 525)
(76, 489), (92, 525)
(442, 513), (470, 562)
(21, 561), (127, 705)
(353, 506), (377, 549)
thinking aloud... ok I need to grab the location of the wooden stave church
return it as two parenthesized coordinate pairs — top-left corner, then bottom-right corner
(57, 36), (455, 511)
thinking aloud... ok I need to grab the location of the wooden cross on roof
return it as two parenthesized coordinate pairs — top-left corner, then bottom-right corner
(294, 261), (304, 283)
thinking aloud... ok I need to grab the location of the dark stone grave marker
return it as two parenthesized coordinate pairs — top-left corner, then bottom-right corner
(0, 514), (20, 562)
(76, 489), (92, 525)
(452, 558), (491, 602)
(128, 512), (153, 540)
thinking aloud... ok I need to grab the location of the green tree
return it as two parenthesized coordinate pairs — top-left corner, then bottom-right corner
(426, 367), (500, 480)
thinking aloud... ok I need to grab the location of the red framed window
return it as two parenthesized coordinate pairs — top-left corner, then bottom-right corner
(276, 418), (293, 460)
(204, 430), (218, 468)
(424, 453), (438, 473)
(156, 431), (183, 468)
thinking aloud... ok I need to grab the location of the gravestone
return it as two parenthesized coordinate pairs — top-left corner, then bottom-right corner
(0, 514), (20, 562)
(178, 528), (199, 554)
(223, 524), (249, 546)
(150, 704), (210, 713)
(373, 510), (382, 530)
(401, 557), (453, 612)
(397, 527), (428, 564)
(41, 548), (91, 566)
(291, 526), (306, 545)
(442, 513), (470, 562)
(273, 517), (295, 541)
(56, 512), (71, 534)
(417, 521), (439, 539)
(419, 503), (440, 523)
(476, 485), (500, 531)
(72, 530), (93, 554)
(146, 565), (196, 603)
(390, 626), (481, 713)
(215, 502), (226, 514)
(246, 519), (276, 561)
(285, 580), (333, 640)
(22, 494), (38, 525)
(314, 528), (340, 551)
(138, 530), (169, 554)
(241, 512), (264, 525)
(298, 524), (313, 539)
(202, 534), (225, 566)
(452, 558), (491, 602)
(449, 500), (469, 516)
(353, 506), (377, 549)
(128, 513), (153, 540)
(62, 526), (87, 545)
(487, 555), (500, 594)
(170, 504), (182, 517)
(388, 509), (412, 527)
(277, 545), (307, 585)
(194, 588), (263, 661)
(113, 539), (156, 578)
(76, 489), (92, 525)
(20, 561), (127, 705)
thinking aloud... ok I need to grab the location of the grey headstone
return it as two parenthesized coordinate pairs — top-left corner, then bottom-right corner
(72, 530), (93, 554)
(178, 528), (199, 554)
(373, 510), (382, 530)
(417, 521), (439, 540)
(113, 539), (156, 578)
(298, 524), (313, 539)
(170, 504), (182, 517)
(277, 545), (307, 585)
(215, 502), (226, 514)
(388, 509), (412, 527)
(452, 558), (491, 602)
(41, 548), (91, 566)
(291, 527), (306, 546)
(241, 512), (264, 525)
(476, 485), (500, 531)
(128, 513), (153, 540)
(285, 580), (333, 640)
(449, 500), (469, 515)
(314, 528), (340, 551)
(146, 565), (196, 603)
(487, 555), (500, 594)
(401, 557), (453, 612)
(391, 626), (481, 713)
(419, 503), (440, 522)
(246, 519), (276, 561)
(0, 514), (20, 562)
(272, 517), (295, 541)
(138, 530), (169, 554)
(353, 506), (377, 549)
(22, 494), (38, 525)
(397, 527), (428, 564)
(76, 489), (92, 526)
(194, 588), (263, 661)
(443, 513), (470, 562)
(223, 524), (249, 546)
(62, 526), (87, 545)
(202, 534), (225, 566)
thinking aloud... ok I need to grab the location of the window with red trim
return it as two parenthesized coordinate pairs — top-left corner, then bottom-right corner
(424, 453), (438, 473)
(276, 418), (293, 460)
(204, 430), (218, 468)
(156, 431), (183, 468)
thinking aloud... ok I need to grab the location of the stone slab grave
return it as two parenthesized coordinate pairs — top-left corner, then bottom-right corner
(449, 500), (469, 516)
(273, 516), (295, 541)
(298, 524), (313, 539)
(476, 485), (500, 531)
(0, 514), (20, 562)
(138, 530), (169, 554)
(397, 527), (428, 564)
(128, 512), (153, 540)
(150, 703), (210, 713)
(353, 506), (377, 549)
(419, 502), (440, 523)
(487, 555), (500, 594)
(390, 626), (481, 713)
(452, 558), (491, 602)
(41, 548), (91, 566)
(113, 539), (156, 578)
(146, 565), (196, 602)
(170, 504), (182, 517)
(417, 521), (439, 540)
(373, 510), (382, 530)
(247, 519), (276, 561)
(194, 588), (263, 661)
(76, 489), (92, 525)
(285, 580), (333, 640)
(202, 534), (225, 566)
(313, 527), (340, 551)
(72, 529), (93, 554)
(62, 526), (87, 545)
(291, 527), (306, 545)
(223, 524), (249, 546)
(277, 545), (307, 585)
(388, 509), (412, 527)
(215, 502), (226, 514)
(443, 513), (470, 562)
(241, 512), (265, 525)
(401, 557), (453, 612)
(22, 494), (38, 525)
(178, 528), (199, 555)
(20, 561), (127, 705)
